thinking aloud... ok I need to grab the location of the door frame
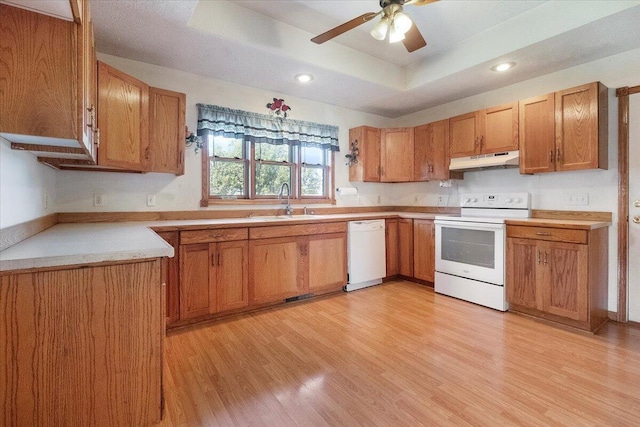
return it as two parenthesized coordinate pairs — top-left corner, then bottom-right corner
(616, 85), (640, 323)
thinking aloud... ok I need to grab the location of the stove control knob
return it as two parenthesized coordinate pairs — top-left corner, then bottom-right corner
(464, 198), (471, 203)
(471, 198), (478, 203)
(513, 197), (521, 203)
(505, 197), (512, 203)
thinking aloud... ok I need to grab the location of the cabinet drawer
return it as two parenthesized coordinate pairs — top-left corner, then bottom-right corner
(250, 222), (347, 239)
(180, 228), (248, 244)
(507, 226), (587, 244)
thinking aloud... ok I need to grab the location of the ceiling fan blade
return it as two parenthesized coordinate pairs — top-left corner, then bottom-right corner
(402, 24), (427, 52)
(404, 0), (439, 6)
(311, 12), (379, 44)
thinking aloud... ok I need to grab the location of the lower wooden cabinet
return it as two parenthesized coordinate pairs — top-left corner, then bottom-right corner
(413, 219), (435, 282)
(506, 224), (608, 332)
(398, 218), (414, 277)
(249, 228), (347, 305)
(385, 218), (399, 277)
(179, 240), (248, 320)
(156, 230), (180, 325)
(1, 259), (164, 425)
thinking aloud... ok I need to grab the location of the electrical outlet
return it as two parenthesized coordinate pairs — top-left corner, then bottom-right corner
(437, 195), (445, 206)
(93, 194), (104, 207)
(146, 194), (156, 207)
(414, 196), (418, 203)
(377, 195), (381, 204)
(568, 192), (589, 206)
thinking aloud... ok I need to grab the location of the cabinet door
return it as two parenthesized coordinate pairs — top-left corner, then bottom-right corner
(385, 219), (399, 277)
(449, 111), (480, 158)
(381, 128), (414, 182)
(413, 219), (435, 282)
(413, 124), (430, 181)
(0, 5), (77, 140)
(308, 233), (347, 293)
(179, 243), (214, 319)
(540, 241), (589, 322)
(555, 82), (602, 171)
(519, 94), (556, 174)
(348, 126), (380, 182)
(483, 102), (518, 154)
(97, 61), (149, 170)
(428, 119), (455, 180)
(216, 240), (248, 312)
(156, 231), (180, 325)
(506, 238), (540, 309)
(398, 219), (414, 277)
(149, 87), (186, 175)
(79, 0), (97, 159)
(249, 237), (305, 304)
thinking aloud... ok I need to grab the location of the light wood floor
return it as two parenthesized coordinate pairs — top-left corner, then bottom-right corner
(160, 280), (640, 426)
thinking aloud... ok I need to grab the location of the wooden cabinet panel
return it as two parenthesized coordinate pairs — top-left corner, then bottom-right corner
(381, 128), (414, 182)
(179, 243), (213, 319)
(349, 126), (380, 182)
(250, 237), (305, 304)
(149, 87), (186, 175)
(506, 237), (539, 309)
(555, 82), (607, 171)
(542, 241), (589, 322)
(0, 4), (91, 148)
(1, 260), (163, 425)
(413, 124), (430, 181)
(249, 222), (346, 240)
(398, 219), (414, 277)
(507, 225), (587, 244)
(415, 119), (460, 181)
(385, 218), (399, 277)
(97, 61), (149, 170)
(449, 112), (480, 158)
(308, 233), (347, 293)
(156, 231), (180, 325)
(216, 241), (249, 312)
(519, 94), (556, 174)
(506, 224), (607, 332)
(181, 227), (248, 244)
(483, 102), (518, 154)
(413, 219), (434, 282)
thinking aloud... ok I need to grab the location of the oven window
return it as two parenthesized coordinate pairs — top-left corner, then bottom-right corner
(441, 227), (495, 269)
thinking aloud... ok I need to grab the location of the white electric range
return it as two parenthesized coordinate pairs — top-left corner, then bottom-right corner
(434, 192), (531, 311)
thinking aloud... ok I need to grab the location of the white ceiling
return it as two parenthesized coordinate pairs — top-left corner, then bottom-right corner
(91, 0), (640, 118)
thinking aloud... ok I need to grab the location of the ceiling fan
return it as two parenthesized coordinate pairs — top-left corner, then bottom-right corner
(311, 0), (439, 53)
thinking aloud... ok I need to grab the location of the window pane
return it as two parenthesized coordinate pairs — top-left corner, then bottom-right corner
(210, 159), (245, 196)
(302, 167), (325, 196)
(301, 145), (324, 165)
(254, 142), (289, 162)
(255, 164), (291, 196)
(211, 136), (243, 158)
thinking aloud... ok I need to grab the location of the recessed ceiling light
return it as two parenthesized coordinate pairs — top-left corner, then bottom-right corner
(491, 62), (516, 72)
(295, 74), (314, 83)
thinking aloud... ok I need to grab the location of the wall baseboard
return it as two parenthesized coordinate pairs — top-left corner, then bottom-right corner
(0, 213), (58, 251)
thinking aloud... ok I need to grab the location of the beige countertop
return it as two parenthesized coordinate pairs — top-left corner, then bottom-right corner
(0, 211), (610, 273)
(0, 212), (444, 273)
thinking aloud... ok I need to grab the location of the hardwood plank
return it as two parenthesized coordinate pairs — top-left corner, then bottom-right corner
(159, 281), (640, 426)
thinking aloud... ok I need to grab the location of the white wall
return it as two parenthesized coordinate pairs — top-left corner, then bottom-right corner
(0, 137), (57, 228)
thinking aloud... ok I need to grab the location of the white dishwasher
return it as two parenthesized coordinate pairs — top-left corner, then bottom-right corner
(346, 220), (386, 292)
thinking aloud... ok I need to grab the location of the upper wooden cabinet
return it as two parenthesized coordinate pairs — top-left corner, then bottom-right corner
(97, 61), (150, 171)
(414, 119), (462, 181)
(449, 102), (519, 159)
(520, 82), (608, 174)
(149, 87), (186, 175)
(0, 2), (95, 159)
(349, 126), (381, 182)
(381, 127), (414, 182)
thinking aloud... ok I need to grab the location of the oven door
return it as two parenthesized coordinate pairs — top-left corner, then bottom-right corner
(435, 220), (505, 286)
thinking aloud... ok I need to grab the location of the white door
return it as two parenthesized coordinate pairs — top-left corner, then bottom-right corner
(629, 95), (640, 322)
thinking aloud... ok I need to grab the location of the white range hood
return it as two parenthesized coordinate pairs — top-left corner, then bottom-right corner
(449, 150), (520, 171)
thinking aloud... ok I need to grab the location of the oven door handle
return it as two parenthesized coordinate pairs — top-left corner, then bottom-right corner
(434, 220), (505, 231)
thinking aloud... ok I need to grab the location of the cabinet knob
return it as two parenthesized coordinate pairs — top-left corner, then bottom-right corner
(634, 216), (640, 224)
(633, 200), (640, 208)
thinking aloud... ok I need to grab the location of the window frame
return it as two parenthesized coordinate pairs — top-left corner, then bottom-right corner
(201, 135), (335, 206)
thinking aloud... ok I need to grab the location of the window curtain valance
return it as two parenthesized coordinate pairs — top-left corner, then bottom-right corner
(197, 104), (339, 152)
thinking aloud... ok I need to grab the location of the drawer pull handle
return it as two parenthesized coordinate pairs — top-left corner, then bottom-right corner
(535, 232), (551, 236)
(537, 250), (541, 264)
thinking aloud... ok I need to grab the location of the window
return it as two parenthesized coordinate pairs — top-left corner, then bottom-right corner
(197, 104), (339, 206)
(204, 135), (332, 202)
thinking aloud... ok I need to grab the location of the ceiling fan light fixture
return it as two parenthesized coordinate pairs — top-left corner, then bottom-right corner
(388, 22), (406, 43)
(370, 17), (390, 41)
(393, 12), (413, 34)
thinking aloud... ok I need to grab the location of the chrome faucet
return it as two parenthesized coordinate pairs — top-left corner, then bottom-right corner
(278, 182), (292, 216)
